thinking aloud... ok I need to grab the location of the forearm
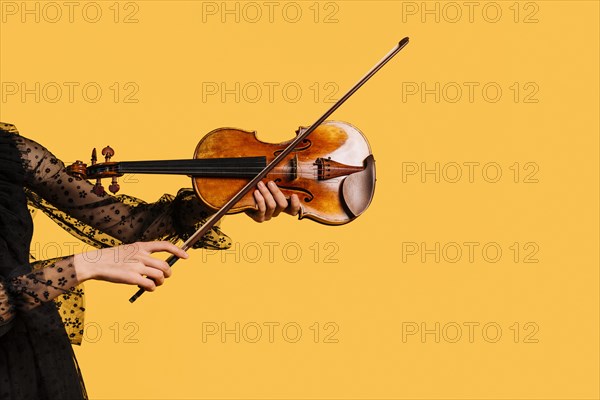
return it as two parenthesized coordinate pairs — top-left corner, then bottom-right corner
(2, 256), (80, 318)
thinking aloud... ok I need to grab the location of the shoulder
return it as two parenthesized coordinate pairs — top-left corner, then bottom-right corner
(0, 123), (59, 173)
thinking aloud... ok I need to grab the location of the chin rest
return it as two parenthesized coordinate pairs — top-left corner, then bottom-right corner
(341, 154), (376, 219)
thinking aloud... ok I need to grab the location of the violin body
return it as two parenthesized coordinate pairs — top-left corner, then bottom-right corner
(193, 121), (376, 225)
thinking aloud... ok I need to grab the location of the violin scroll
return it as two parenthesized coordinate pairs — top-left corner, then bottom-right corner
(66, 145), (122, 196)
(66, 160), (87, 179)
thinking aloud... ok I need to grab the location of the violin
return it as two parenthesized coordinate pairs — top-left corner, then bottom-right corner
(67, 121), (375, 225)
(66, 37), (410, 302)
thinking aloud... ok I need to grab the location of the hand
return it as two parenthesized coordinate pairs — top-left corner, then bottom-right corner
(73, 241), (188, 291)
(246, 180), (301, 223)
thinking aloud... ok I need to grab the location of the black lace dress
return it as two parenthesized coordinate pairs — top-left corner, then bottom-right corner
(0, 122), (231, 399)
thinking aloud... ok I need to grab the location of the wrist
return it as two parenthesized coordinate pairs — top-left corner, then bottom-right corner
(73, 253), (97, 282)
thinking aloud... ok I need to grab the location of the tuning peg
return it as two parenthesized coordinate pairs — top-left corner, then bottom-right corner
(109, 177), (120, 194)
(102, 146), (115, 162)
(92, 181), (105, 197)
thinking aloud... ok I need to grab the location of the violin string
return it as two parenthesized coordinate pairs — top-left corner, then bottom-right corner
(113, 167), (358, 180)
(115, 160), (359, 171)
(118, 166), (355, 172)
(120, 172), (322, 178)
(117, 167), (356, 174)
(105, 160), (362, 182)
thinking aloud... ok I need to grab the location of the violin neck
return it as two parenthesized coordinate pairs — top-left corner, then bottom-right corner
(117, 157), (267, 177)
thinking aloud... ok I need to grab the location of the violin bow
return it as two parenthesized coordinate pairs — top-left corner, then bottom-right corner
(129, 37), (410, 302)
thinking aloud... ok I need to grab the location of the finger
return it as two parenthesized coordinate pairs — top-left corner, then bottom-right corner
(257, 181), (276, 220)
(138, 241), (188, 259)
(285, 194), (301, 216)
(134, 274), (157, 292)
(141, 266), (166, 286)
(138, 254), (172, 278)
(267, 181), (288, 217)
(252, 189), (266, 222)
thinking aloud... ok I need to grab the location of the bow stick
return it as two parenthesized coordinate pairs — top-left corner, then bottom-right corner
(129, 37), (410, 302)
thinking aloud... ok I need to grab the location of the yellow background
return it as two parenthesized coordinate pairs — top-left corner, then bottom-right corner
(1, 1), (598, 399)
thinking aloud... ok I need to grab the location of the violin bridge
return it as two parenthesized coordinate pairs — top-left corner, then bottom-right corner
(290, 154), (298, 180)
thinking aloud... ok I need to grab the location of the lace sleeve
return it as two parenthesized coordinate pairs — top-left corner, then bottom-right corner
(0, 242), (82, 342)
